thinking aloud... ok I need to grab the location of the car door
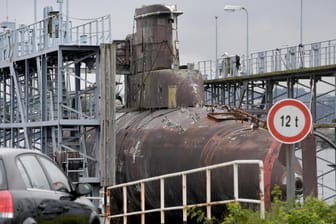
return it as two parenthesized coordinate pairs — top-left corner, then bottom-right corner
(37, 155), (94, 223)
(17, 153), (92, 224)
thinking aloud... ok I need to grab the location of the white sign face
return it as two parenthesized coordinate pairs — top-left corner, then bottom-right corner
(267, 99), (312, 144)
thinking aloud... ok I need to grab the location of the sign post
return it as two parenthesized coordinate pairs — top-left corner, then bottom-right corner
(267, 99), (312, 201)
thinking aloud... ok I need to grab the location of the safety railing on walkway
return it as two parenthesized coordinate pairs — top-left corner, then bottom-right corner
(198, 39), (336, 79)
(0, 13), (111, 62)
(105, 160), (265, 224)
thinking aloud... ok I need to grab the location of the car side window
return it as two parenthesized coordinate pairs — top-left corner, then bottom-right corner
(18, 155), (50, 190)
(38, 156), (71, 192)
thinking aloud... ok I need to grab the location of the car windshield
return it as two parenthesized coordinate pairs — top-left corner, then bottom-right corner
(0, 160), (7, 190)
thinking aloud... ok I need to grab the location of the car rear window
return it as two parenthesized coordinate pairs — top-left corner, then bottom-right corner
(0, 160), (7, 190)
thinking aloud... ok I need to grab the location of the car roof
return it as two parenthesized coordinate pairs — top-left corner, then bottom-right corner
(0, 147), (41, 154)
(0, 148), (44, 159)
(0, 148), (61, 190)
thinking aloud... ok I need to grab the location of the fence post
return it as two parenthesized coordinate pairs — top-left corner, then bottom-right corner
(141, 183), (145, 224)
(182, 174), (187, 223)
(206, 169), (211, 219)
(233, 163), (239, 200)
(123, 186), (127, 224)
(160, 178), (165, 224)
(259, 161), (265, 219)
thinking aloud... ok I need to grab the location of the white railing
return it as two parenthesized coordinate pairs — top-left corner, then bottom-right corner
(0, 14), (111, 62)
(199, 39), (336, 79)
(106, 160), (265, 223)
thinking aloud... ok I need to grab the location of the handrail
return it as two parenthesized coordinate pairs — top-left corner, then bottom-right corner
(106, 159), (265, 223)
(0, 14), (111, 61)
(198, 39), (336, 79)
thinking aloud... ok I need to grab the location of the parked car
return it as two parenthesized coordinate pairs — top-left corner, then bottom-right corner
(0, 148), (100, 224)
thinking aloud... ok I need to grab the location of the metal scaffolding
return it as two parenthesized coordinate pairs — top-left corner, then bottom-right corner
(0, 12), (111, 192)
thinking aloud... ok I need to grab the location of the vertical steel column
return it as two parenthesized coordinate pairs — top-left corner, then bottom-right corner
(239, 81), (247, 108)
(100, 44), (116, 186)
(25, 59), (32, 148)
(221, 84), (224, 105)
(310, 76), (317, 122)
(252, 82), (256, 110)
(10, 74), (14, 147)
(57, 48), (63, 149)
(246, 81), (251, 109)
(233, 83), (237, 107)
(94, 48), (101, 179)
(40, 56), (48, 121)
(41, 55), (48, 153)
(75, 62), (81, 118)
(216, 84), (220, 105)
(265, 80), (274, 110)
(9, 64), (29, 147)
(211, 84), (214, 105)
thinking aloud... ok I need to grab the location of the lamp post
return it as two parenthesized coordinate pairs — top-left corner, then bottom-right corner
(224, 5), (249, 74)
(34, 0), (37, 23)
(300, 0), (303, 45)
(215, 16), (218, 78)
(299, 0), (304, 68)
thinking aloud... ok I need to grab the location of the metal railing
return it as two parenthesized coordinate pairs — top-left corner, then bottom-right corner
(0, 14), (111, 62)
(106, 160), (265, 223)
(198, 39), (336, 79)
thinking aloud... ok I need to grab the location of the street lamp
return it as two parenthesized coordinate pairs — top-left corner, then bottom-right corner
(300, 0), (303, 44)
(224, 5), (249, 74)
(299, 0), (304, 68)
(34, 0), (37, 22)
(215, 16), (218, 78)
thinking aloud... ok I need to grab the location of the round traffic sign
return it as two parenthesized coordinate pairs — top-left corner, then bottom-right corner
(267, 99), (312, 144)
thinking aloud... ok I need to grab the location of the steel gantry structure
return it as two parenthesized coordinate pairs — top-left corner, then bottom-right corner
(201, 39), (336, 202)
(0, 9), (111, 194)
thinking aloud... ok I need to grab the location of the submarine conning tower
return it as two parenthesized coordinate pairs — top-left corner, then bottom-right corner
(133, 4), (183, 73)
(123, 4), (204, 109)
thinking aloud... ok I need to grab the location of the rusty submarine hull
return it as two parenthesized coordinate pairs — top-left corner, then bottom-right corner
(113, 105), (301, 203)
(108, 67), (303, 222)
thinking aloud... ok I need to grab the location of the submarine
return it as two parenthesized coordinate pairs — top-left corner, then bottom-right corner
(108, 4), (304, 223)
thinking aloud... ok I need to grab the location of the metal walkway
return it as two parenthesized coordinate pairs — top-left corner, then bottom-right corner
(198, 39), (336, 203)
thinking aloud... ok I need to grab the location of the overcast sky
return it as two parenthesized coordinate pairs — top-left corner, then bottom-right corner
(1, 0), (336, 64)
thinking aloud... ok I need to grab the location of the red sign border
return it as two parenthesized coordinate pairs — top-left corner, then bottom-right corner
(267, 99), (312, 144)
